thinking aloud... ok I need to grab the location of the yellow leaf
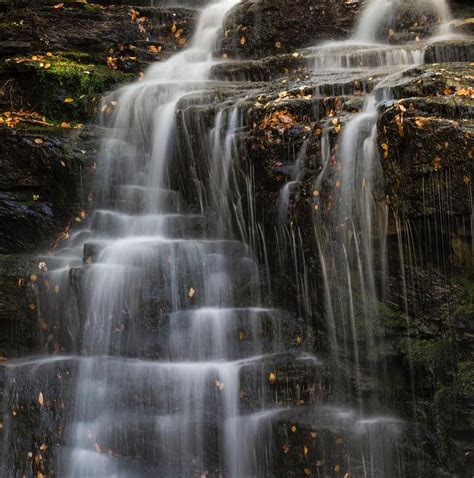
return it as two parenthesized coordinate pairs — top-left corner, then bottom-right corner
(147, 45), (161, 54)
(64, 98), (74, 103)
(240, 36), (246, 46)
(335, 464), (340, 472)
(304, 469), (312, 476)
(268, 372), (276, 384)
(291, 425), (297, 433)
(30, 274), (37, 282)
(38, 392), (44, 406)
(29, 303), (36, 311)
(239, 331), (245, 341)
(34, 138), (44, 144)
(310, 431), (317, 439)
(53, 3), (64, 8)
(296, 335), (302, 344)
(188, 287), (195, 299)
(304, 445), (309, 456)
(275, 41), (282, 49)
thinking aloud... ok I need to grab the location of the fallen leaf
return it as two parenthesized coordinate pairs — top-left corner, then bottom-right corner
(268, 372), (276, 384)
(38, 392), (44, 406)
(64, 98), (74, 103)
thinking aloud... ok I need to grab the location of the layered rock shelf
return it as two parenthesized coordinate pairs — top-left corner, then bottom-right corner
(0, 0), (472, 477)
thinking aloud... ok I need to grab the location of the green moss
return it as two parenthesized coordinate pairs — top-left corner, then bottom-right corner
(456, 361), (474, 397)
(399, 337), (453, 372)
(7, 52), (131, 122)
(452, 276), (474, 314)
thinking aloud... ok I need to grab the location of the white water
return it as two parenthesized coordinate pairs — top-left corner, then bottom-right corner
(310, 0), (454, 413)
(1, 1), (322, 477)
(1, 0), (461, 476)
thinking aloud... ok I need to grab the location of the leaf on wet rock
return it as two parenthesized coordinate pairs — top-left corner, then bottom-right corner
(188, 287), (195, 299)
(37, 392), (44, 406)
(268, 371), (276, 384)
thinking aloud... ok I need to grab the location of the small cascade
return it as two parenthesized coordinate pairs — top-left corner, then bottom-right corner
(307, 0), (457, 414)
(1, 0), (468, 476)
(0, 1), (320, 477)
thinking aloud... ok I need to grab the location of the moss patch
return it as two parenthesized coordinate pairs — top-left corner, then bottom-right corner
(5, 52), (132, 122)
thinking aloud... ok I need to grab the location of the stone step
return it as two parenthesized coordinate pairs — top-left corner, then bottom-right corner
(89, 210), (206, 239)
(99, 307), (313, 361)
(162, 307), (313, 361)
(265, 405), (408, 478)
(107, 186), (184, 215)
(77, 239), (265, 331)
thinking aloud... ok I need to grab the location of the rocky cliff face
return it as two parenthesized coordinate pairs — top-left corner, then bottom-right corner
(0, 0), (472, 477)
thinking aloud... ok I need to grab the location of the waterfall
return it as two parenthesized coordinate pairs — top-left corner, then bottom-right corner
(1, 0), (465, 476)
(1, 1), (320, 477)
(309, 0), (455, 410)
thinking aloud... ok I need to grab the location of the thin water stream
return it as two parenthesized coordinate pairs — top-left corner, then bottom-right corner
(1, 0), (469, 476)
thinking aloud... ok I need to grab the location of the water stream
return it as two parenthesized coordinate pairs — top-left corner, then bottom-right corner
(1, 0), (467, 476)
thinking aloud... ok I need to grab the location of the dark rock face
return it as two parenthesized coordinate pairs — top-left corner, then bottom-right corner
(0, 127), (98, 254)
(222, 0), (362, 58)
(0, 1), (473, 477)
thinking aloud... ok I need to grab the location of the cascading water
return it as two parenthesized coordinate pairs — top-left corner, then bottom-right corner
(1, 0), (468, 477)
(308, 0), (457, 407)
(1, 1), (320, 477)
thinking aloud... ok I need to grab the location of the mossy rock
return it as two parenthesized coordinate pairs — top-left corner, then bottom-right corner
(3, 51), (132, 122)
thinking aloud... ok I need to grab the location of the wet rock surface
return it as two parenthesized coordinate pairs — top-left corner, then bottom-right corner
(0, 1), (473, 477)
(222, 0), (362, 59)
